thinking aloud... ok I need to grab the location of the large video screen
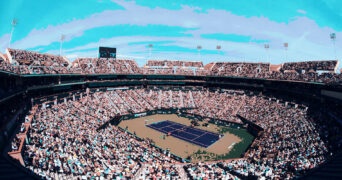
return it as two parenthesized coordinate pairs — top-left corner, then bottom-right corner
(99, 47), (116, 58)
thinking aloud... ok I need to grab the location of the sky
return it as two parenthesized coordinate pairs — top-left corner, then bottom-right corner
(0, 0), (341, 69)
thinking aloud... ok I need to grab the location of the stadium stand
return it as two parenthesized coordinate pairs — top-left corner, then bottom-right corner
(144, 60), (203, 76)
(209, 62), (271, 78)
(184, 162), (239, 179)
(0, 87), (337, 179)
(1, 48), (342, 179)
(7, 48), (69, 66)
(282, 60), (338, 72)
(146, 60), (203, 68)
(7, 48), (71, 74)
(142, 66), (174, 75)
(73, 58), (142, 74)
(0, 48), (341, 84)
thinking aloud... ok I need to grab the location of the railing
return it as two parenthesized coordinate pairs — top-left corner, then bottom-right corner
(8, 105), (38, 166)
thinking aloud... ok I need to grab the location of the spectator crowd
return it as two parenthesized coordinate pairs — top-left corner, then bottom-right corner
(0, 48), (341, 84)
(146, 60), (203, 68)
(9, 87), (339, 179)
(24, 91), (181, 179)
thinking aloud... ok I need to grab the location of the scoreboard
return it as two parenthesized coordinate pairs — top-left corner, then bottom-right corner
(99, 47), (116, 58)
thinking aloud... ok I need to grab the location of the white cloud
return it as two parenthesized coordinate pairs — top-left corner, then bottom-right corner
(297, 9), (307, 15)
(4, 0), (342, 68)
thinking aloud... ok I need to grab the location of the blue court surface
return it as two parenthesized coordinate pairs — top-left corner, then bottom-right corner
(146, 120), (220, 148)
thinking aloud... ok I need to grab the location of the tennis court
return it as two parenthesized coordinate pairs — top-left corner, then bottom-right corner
(147, 120), (220, 148)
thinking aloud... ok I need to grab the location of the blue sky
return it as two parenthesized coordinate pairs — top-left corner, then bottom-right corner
(0, 0), (341, 69)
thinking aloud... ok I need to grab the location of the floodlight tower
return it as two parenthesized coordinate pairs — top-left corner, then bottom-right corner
(216, 45), (221, 60)
(284, 42), (288, 61)
(148, 44), (153, 58)
(264, 44), (270, 62)
(8, 19), (18, 48)
(60, 34), (65, 56)
(146, 44), (153, 66)
(330, 33), (336, 59)
(197, 45), (202, 59)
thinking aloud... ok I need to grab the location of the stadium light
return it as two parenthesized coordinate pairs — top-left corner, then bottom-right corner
(197, 45), (202, 59)
(148, 44), (153, 58)
(284, 42), (288, 61)
(264, 44), (270, 49)
(216, 45), (221, 59)
(147, 44), (153, 66)
(330, 33), (336, 59)
(264, 44), (270, 61)
(60, 34), (65, 56)
(8, 18), (18, 48)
